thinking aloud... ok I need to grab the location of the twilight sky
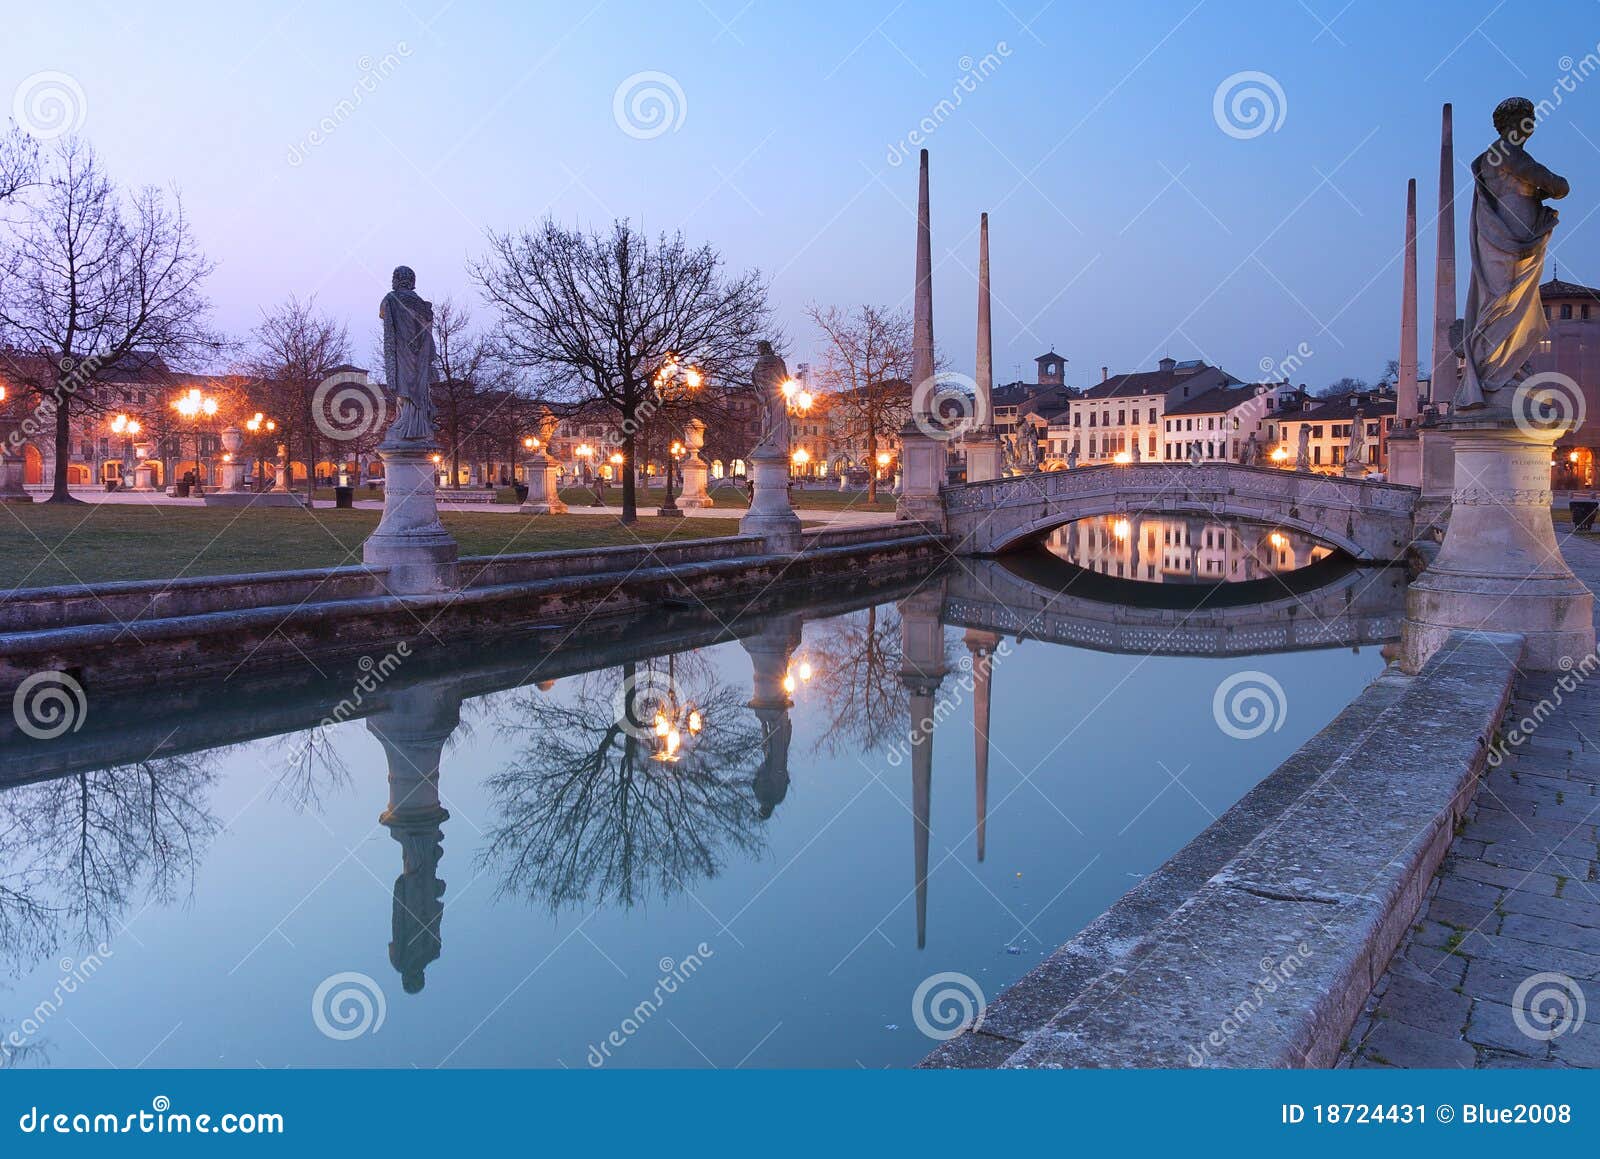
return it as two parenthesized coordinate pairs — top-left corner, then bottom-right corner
(6, 0), (1598, 389)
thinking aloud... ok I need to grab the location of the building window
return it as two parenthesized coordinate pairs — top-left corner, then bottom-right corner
(1585, 305), (1592, 320)
(1562, 304), (1573, 320)
(1147, 407), (1156, 424)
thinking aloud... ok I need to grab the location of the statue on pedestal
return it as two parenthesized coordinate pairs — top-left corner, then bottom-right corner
(1344, 409), (1367, 476)
(751, 341), (791, 457)
(1295, 423), (1312, 471)
(1458, 97), (1569, 410)
(380, 266), (439, 446)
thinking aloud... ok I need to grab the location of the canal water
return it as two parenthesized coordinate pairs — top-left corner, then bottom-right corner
(0, 533), (1400, 1069)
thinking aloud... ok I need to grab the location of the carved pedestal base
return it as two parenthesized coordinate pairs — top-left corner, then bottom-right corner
(739, 448), (802, 552)
(896, 427), (945, 526)
(964, 437), (1002, 485)
(518, 454), (567, 515)
(363, 444), (459, 594)
(1387, 430), (1421, 489)
(678, 456), (713, 508)
(1402, 413), (1594, 673)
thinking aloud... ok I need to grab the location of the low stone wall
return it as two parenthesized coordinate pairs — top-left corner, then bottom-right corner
(0, 565), (387, 633)
(0, 530), (946, 694)
(922, 630), (1520, 1068)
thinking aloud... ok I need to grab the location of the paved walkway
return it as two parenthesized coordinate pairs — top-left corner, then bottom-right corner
(1343, 535), (1600, 1068)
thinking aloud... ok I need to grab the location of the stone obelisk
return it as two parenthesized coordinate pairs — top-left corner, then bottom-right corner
(1417, 103), (1459, 524)
(964, 213), (1002, 483)
(896, 149), (946, 524)
(1431, 103), (1458, 405)
(1388, 179), (1422, 487)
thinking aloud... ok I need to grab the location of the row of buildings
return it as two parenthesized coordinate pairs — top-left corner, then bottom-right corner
(6, 277), (1596, 491)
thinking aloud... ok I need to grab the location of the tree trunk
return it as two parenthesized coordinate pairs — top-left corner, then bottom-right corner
(47, 389), (78, 504)
(620, 429), (637, 524)
(866, 428), (878, 502)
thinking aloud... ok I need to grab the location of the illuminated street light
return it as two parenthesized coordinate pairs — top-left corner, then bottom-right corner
(170, 387), (219, 495)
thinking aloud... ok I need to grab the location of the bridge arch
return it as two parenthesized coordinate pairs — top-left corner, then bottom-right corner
(941, 462), (1416, 562)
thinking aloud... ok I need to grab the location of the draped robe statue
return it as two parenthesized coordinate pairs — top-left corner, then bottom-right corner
(1295, 423), (1311, 471)
(1458, 98), (1569, 409)
(380, 266), (440, 445)
(1346, 408), (1367, 471)
(751, 340), (791, 457)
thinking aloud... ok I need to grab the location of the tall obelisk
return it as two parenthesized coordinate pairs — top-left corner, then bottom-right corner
(965, 213), (1003, 482)
(1431, 103), (1457, 406)
(897, 149), (945, 524)
(1389, 179), (1422, 486)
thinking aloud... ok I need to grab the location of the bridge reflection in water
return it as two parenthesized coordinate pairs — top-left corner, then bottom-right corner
(0, 555), (1405, 1065)
(1046, 514), (1334, 585)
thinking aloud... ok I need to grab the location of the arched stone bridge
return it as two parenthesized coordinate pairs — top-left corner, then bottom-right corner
(941, 463), (1418, 560)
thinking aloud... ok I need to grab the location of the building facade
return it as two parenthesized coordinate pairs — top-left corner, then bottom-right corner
(1050, 357), (1237, 467)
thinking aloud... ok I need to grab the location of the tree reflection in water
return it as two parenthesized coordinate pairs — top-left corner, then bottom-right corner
(0, 753), (221, 1065)
(803, 605), (910, 758)
(482, 659), (765, 912)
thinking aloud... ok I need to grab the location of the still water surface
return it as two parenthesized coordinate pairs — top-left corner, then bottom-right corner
(0, 550), (1395, 1068)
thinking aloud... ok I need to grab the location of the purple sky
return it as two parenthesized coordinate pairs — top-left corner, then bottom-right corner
(6, 0), (1598, 389)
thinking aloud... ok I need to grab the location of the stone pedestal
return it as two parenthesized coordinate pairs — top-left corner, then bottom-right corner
(679, 419), (713, 508)
(0, 420), (32, 503)
(1402, 413), (1594, 673)
(1416, 423), (1456, 536)
(896, 426), (945, 524)
(518, 453), (566, 515)
(965, 436), (1002, 484)
(132, 465), (156, 493)
(738, 448), (802, 552)
(363, 443), (459, 594)
(1387, 429), (1421, 488)
(743, 615), (800, 819)
(679, 455), (712, 508)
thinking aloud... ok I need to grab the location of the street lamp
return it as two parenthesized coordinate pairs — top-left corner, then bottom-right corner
(658, 439), (686, 518)
(110, 414), (141, 489)
(245, 412), (276, 488)
(171, 387), (218, 495)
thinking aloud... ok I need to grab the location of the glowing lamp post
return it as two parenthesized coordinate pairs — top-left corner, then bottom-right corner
(171, 388), (218, 495)
(658, 440), (686, 519)
(110, 413), (141, 489)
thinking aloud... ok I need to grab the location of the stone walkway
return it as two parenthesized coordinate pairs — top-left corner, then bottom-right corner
(1343, 535), (1600, 1068)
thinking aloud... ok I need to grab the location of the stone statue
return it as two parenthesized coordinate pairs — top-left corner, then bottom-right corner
(1017, 421), (1039, 469)
(1066, 443), (1079, 470)
(1243, 432), (1260, 466)
(379, 265), (439, 445)
(1458, 97), (1569, 409)
(1345, 408), (1367, 474)
(1295, 423), (1311, 471)
(1187, 440), (1204, 466)
(751, 340), (791, 456)
(1130, 438), (1141, 463)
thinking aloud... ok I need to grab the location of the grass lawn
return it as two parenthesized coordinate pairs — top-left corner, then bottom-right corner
(0, 502), (747, 590)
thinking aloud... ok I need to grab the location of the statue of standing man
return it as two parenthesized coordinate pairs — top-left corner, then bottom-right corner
(380, 266), (440, 445)
(1458, 97), (1569, 410)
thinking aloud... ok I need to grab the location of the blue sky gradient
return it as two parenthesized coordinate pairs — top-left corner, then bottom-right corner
(7, 0), (1599, 388)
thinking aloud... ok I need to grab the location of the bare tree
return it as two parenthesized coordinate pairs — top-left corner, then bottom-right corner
(807, 303), (915, 501)
(0, 139), (218, 502)
(247, 295), (352, 503)
(472, 219), (771, 523)
(430, 297), (504, 486)
(806, 605), (909, 757)
(0, 123), (37, 203)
